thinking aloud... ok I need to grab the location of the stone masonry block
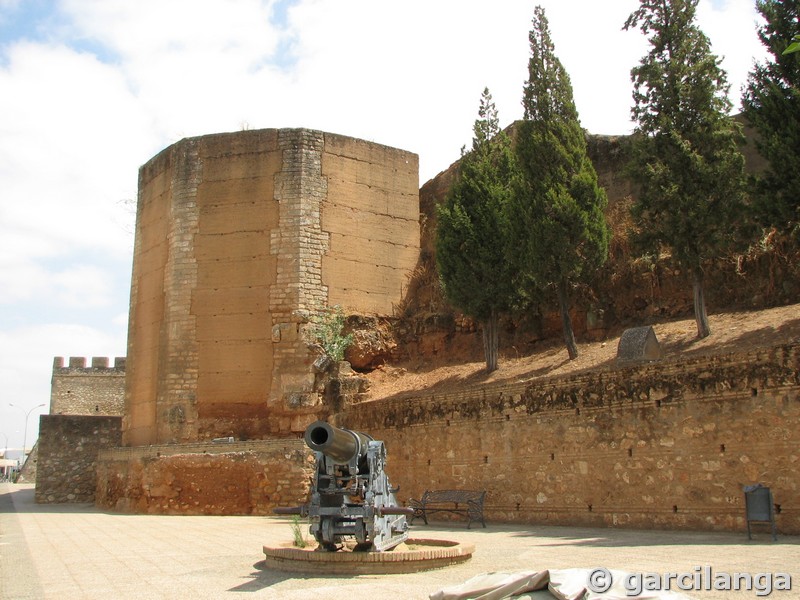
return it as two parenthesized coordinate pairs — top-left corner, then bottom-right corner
(617, 326), (663, 364)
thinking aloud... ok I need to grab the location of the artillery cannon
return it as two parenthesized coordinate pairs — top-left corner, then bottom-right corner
(275, 421), (412, 552)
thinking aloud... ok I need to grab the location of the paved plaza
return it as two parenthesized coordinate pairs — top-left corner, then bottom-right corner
(1, 482), (797, 599)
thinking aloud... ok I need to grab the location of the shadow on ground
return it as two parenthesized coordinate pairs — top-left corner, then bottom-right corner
(229, 560), (353, 593)
(507, 525), (797, 548)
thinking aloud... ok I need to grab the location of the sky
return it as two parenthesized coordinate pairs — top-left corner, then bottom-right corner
(0, 0), (769, 457)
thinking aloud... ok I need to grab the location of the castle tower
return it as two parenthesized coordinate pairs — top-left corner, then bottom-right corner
(124, 128), (419, 446)
(50, 356), (126, 416)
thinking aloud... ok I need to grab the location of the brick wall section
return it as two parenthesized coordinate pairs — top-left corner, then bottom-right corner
(35, 415), (122, 503)
(338, 344), (800, 534)
(95, 439), (312, 515)
(269, 129), (328, 424)
(157, 139), (201, 444)
(271, 129), (329, 321)
(50, 357), (126, 415)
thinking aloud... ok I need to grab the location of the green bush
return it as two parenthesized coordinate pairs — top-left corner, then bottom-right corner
(309, 305), (353, 362)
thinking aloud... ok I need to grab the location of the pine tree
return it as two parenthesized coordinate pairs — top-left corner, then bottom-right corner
(511, 6), (609, 361)
(742, 0), (800, 237)
(436, 88), (519, 372)
(624, 0), (746, 339)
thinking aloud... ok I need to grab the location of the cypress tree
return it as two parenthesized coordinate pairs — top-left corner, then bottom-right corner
(512, 6), (610, 360)
(624, 0), (746, 338)
(742, 0), (800, 237)
(436, 88), (519, 372)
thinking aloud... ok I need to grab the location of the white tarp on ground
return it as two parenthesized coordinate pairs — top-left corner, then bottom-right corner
(430, 569), (693, 600)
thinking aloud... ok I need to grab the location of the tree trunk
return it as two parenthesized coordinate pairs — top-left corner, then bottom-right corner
(482, 308), (499, 373)
(557, 279), (578, 360)
(692, 268), (711, 339)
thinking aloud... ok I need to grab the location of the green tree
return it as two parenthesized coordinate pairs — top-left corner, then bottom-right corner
(624, 0), (746, 339)
(436, 88), (519, 372)
(511, 5), (609, 360)
(742, 1), (800, 236)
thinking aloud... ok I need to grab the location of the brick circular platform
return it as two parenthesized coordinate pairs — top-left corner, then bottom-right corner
(262, 538), (475, 574)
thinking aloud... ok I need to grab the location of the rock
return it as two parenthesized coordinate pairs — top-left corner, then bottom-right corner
(346, 329), (397, 371)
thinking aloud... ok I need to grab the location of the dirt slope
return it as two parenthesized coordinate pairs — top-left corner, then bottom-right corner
(364, 303), (800, 401)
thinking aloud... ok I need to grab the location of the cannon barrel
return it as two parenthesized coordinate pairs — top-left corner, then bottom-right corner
(304, 421), (373, 464)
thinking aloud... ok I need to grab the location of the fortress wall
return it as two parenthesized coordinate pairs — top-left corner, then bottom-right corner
(339, 344), (800, 534)
(266, 129), (329, 423)
(50, 356), (126, 416)
(36, 356), (125, 487)
(94, 438), (312, 515)
(35, 415), (122, 504)
(321, 133), (420, 315)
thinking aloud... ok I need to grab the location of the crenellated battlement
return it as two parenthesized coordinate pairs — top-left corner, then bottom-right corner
(50, 356), (126, 417)
(53, 356), (126, 372)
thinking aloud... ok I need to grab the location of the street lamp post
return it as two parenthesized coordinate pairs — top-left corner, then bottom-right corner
(9, 403), (46, 467)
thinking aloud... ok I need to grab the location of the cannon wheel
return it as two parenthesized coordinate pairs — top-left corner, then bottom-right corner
(353, 519), (371, 551)
(315, 518), (339, 552)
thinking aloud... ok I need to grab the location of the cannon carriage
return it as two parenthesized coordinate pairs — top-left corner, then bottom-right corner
(276, 421), (411, 552)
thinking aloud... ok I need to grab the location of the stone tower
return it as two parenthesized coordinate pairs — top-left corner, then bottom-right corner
(124, 128), (419, 446)
(50, 356), (126, 416)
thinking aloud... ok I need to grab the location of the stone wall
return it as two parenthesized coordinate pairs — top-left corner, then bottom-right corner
(25, 356), (124, 487)
(16, 441), (38, 483)
(337, 343), (800, 534)
(125, 128), (419, 446)
(95, 439), (312, 515)
(35, 415), (122, 503)
(50, 356), (126, 415)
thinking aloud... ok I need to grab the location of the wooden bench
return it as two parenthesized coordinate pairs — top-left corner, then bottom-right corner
(407, 490), (487, 529)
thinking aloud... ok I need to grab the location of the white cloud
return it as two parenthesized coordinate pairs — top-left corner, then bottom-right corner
(51, 265), (113, 308)
(58, 0), (293, 141)
(0, 256), (52, 304)
(21, 0), (765, 183)
(280, 0), (536, 173)
(0, 41), (147, 260)
(61, 0), (281, 59)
